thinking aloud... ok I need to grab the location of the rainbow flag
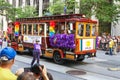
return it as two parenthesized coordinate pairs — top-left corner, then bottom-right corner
(14, 22), (20, 36)
(49, 21), (55, 37)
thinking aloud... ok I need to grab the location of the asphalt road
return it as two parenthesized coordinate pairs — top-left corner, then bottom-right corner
(1, 48), (120, 80)
(12, 56), (84, 80)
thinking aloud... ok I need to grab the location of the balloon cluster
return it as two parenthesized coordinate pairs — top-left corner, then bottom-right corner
(49, 21), (55, 37)
(49, 34), (75, 49)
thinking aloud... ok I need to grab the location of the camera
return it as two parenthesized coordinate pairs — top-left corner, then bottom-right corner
(30, 63), (43, 75)
(24, 63), (43, 75)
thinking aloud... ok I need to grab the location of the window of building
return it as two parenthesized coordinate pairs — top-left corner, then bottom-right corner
(19, 0), (22, 6)
(33, 0), (37, 6)
(12, 0), (16, 7)
(26, 0), (30, 5)
(43, 0), (49, 8)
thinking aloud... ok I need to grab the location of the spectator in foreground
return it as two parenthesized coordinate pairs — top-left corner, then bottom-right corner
(16, 63), (50, 80)
(17, 72), (36, 80)
(0, 47), (17, 80)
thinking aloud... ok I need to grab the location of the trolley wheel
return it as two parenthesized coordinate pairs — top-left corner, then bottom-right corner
(79, 58), (85, 61)
(78, 55), (85, 61)
(29, 48), (33, 56)
(16, 51), (23, 55)
(53, 51), (64, 64)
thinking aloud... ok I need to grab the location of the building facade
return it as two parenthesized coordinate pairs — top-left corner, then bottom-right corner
(7, 0), (48, 17)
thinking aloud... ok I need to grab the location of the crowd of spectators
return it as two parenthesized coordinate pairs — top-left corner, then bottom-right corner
(96, 33), (120, 52)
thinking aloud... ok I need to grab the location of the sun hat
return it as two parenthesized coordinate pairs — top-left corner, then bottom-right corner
(0, 47), (17, 61)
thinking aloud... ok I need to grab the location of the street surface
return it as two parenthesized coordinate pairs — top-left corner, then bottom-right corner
(12, 59), (83, 80)
(1, 49), (120, 80)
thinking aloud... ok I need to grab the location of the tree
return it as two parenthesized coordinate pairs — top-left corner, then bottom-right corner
(0, 0), (12, 16)
(80, 0), (120, 34)
(80, 0), (120, 22)
(48, 0), (64, 15)
(65, 0), (78, 14)
(5, 6), (37, 22)
(47, 0), (78, 15)
(0, 0), (37, 22)
(15, 6), (37, 18)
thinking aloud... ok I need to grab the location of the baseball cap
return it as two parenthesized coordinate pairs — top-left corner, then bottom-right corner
(0, 47), (17, 61)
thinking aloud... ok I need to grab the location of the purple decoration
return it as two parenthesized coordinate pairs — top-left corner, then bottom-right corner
(49, 34), (75, 49)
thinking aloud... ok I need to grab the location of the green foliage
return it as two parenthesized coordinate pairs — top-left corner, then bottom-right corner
(48, 0), (78, 15)
(48, 0), (64, 15)
(80, 0), (120, 23)
(66, 0), (77, 14)
(5, 6), (37, 21)
(5, 7), (16, 21)
(0, 0), (37, 22)
(0, 0), (12, 15)
(15, 6), (37, 18)
(80, 0), (120, 34)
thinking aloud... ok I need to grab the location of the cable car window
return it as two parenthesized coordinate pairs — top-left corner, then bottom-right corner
(67, 22), (75, 34)
(33, 24), (38, 35)
(39, 24), (44, 35)
(86, 24), (90, 36)
(56, 22), (65, 34)
(78, 24), (84, 36)
(92, 24), (96, 36)
(28, 24), (32, 35)
(23, 24), (27, 34)
(19, 24), (21, 35)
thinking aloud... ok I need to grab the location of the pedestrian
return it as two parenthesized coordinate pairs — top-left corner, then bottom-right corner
(31, 40), (42, 66)
(100, 36), (106, 50)
(117, 36), (120, 52)
(0, 38), (2, 49)
(113, 36), (118, 55)
(97, 36), (102, 49)
(2, 37), (8, 49)
(0, 47), (17, 80)
(109, 38), (114, 55)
